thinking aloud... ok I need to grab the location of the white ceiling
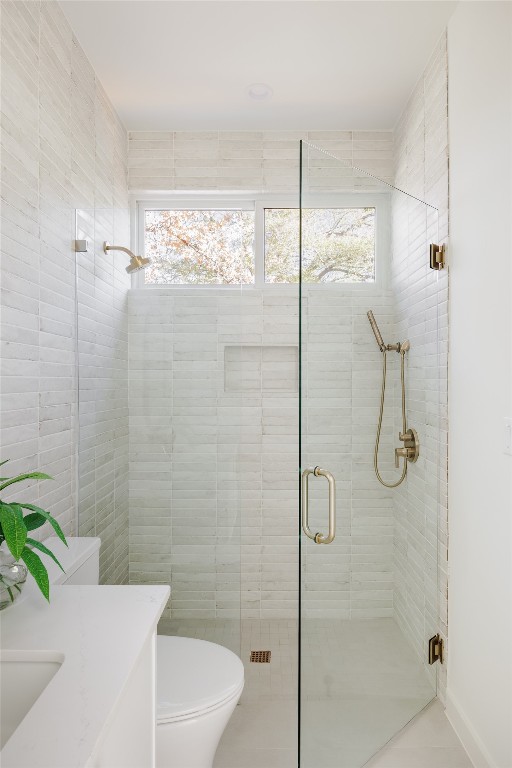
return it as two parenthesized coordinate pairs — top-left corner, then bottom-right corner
(60, 1), (458, 131)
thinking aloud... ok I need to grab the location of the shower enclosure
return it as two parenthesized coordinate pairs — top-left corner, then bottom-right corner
(298, 142), (441, 767)
(76, 140), (444, 767)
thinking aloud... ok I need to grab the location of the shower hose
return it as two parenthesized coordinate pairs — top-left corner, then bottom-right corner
(374, 347), (408, 488)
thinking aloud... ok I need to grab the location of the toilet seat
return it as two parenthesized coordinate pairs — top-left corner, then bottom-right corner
(157, 636), (244, 725)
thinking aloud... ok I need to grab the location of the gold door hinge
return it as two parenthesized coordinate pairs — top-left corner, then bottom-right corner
(428, 634), (444, 664)
(430, 243), (445, 270)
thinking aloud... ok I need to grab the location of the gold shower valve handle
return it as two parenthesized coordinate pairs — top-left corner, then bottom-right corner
(395, 447), (413, 468)
(395, 428), (420, 467)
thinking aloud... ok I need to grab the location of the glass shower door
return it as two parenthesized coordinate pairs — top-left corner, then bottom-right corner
(299, 140), (442, 767)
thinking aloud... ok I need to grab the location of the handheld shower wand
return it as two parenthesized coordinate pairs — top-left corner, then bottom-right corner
(367, 311), (405, 353)
(366, 309), (418, 488)
(367, 310), (386, 352)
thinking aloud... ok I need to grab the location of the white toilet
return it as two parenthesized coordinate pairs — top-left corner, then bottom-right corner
(40, 537), (244, 768)
(156, 635), (244, 767)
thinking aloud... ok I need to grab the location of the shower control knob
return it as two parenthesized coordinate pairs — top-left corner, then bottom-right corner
(394, 428), (420, 467)
(395, 447), (413, 468)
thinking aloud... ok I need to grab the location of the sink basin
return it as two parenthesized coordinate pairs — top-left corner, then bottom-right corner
(0, 650), (64, 749)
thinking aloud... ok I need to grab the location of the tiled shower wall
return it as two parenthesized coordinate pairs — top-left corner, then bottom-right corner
(0, 0), (130, 582)
(392, 33), (449, 697)
(128, 130), (394, 192)
(128, 288), (301, 619)
(76, 206), (131, 585)
(128, 287), (396, 619)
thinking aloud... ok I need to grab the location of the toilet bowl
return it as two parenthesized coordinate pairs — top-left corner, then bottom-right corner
(39, 537), (244, 768)
(156, 635), (244, 768)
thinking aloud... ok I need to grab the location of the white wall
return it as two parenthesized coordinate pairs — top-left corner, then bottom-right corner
(447, 4), (512, 767)
(0, 0), (130, 583)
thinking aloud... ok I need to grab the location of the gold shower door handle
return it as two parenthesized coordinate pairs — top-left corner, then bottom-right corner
(301, 467), (336, 544)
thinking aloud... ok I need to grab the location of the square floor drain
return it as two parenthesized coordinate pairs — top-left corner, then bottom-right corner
(250, 650), (271, 663)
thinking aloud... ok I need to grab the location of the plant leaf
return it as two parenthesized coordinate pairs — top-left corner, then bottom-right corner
(0, 472), (53, 492)
(20, 547), (49, 601)
(0, 503), (27, 560)
(0, 460), (11, 481)
(26, 538), (65, 572)
(18, 504), (67, 546)
(22, 512), (46, 532)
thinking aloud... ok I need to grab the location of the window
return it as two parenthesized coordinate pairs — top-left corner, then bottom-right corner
(143, 208), (255, 285)
(265, 207), (376, 283)
(138, 198), (383, 287)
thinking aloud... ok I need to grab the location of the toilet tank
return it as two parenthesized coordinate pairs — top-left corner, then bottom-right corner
(42, 537), (101, 586)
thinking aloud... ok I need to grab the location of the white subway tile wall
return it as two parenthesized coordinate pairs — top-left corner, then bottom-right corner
(392, 33), (449, 699)
(224, 345), (298, 393)
(127, 288), (301, 619)
(76, 206), (131, 585)
(0, 0), (130, 583)
(128, 131), (394, 192)
(127, 285), (398, 621)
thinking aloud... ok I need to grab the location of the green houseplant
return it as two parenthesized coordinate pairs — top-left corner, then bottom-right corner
(0, 460), (68, 604)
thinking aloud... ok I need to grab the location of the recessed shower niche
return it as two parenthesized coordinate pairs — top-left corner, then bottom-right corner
(224, 345), (299, 393)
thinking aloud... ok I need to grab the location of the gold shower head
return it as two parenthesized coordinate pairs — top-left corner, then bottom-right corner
(103, 242), (151, 273)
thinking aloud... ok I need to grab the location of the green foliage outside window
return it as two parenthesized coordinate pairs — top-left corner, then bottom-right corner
(143, 206), (375, 285)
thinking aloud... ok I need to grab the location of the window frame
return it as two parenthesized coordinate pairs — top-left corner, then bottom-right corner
(132, 193), (390, 290)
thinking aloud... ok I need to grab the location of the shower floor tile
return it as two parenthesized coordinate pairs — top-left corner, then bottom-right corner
(156, 617), (465, 768)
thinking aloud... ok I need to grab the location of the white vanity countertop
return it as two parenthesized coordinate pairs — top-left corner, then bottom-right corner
(0, 583), (170, 768)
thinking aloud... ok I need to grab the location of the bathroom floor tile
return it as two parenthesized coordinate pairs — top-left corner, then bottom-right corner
(214, 746), (297, 768)
(387, 700), (465, 749)
(363, 701), (474, 768)
(218, 701), (297, 751)
(364, 745), (474, 768)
